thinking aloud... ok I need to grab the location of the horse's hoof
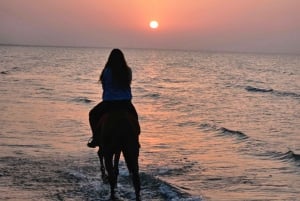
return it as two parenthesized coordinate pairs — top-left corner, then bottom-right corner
(110, 194), (115, 200)
(101, 175), (109, 183)
(136, 196), (141, 201)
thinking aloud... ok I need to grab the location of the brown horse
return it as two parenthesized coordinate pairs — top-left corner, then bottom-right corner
(98, 110), (141, 201)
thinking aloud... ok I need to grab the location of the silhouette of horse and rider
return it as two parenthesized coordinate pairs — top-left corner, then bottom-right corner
(87, 49), (141, 200)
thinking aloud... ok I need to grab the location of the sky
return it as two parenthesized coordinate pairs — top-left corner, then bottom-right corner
(0, 0), (300, 53)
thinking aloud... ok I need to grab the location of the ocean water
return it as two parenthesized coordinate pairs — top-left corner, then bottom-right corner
(0, 46), (299, 201)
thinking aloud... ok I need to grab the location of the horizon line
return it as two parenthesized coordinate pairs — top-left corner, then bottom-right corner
(0, 43), (299, 56)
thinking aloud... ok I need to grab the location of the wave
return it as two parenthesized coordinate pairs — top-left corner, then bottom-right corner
(245, 86), (273, 93)
(198, 123), (218, 131)
(274, 91), (300, 99)
(139, 173), (202, 201)
(199, 123), (248, 140)
(71, 97), (93, 104)
(260, 150), (300, 167)
(277, 150), (300, 162)
(71, 162), (202, 200)
(142, 93), (160, 98)
(218, 127), (249, 140)
(1, 67), (21, 75)
(199, 123), (300, 167)
(1, 155), (202, 201)
(245, 86), (300, 99)
(177, 121), (198, 127)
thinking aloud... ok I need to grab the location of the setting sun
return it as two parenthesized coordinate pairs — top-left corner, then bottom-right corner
(149, 20), (159, 29)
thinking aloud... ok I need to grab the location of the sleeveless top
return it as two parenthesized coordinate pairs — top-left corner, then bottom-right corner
(101, 67), (132, 101)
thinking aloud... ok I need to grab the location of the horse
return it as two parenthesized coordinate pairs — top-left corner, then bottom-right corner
(98, 109), (141, 201)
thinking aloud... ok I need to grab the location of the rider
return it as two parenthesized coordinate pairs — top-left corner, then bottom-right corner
(87, 49), (139, 148)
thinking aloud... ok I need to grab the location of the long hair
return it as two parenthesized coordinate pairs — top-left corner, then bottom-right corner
(100, 49), (131, 88)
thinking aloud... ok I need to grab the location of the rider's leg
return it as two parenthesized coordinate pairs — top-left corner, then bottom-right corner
(88, 102), (106, 148)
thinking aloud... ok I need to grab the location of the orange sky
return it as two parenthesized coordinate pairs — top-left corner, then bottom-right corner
(0, 0), (299, 53)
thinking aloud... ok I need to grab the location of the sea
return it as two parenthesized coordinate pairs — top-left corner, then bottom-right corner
(0, 45), (299, 201)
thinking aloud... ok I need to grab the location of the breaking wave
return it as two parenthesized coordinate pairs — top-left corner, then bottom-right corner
(198, 123), (300, 167)
(218, 127), (249, 140)
(276, 150), (300, 163)
(0, 155), (202, 201)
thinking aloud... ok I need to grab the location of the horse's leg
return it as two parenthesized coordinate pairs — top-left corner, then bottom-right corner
(131, 159), (141, 201)
(113, 150), (121, 177)
(104, 152), (117, 199)
(123, 150), (140, 201)
(97, 148), (108, 182)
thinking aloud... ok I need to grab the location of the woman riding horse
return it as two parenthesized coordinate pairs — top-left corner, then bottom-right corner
(87, 49), (141, 200)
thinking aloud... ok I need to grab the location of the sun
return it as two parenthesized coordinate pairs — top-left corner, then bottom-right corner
(149, 20), (159, 29)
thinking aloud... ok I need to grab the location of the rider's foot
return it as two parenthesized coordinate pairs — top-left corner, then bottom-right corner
(87, 137), (98, 148)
